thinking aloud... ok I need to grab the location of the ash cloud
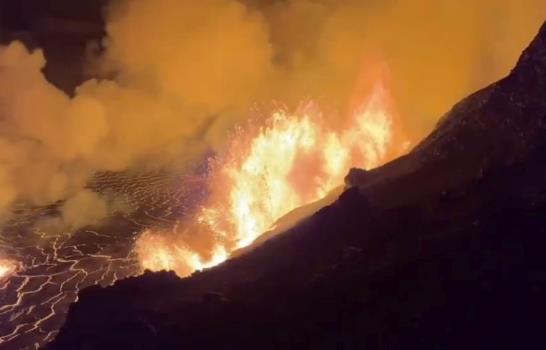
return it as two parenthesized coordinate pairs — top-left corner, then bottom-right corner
(0, 0), (544, 227)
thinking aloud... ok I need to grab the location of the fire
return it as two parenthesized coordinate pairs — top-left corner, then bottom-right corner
(136, 80), (404, 277)
(136, 229), (229, 277)
(0, 258), (16, 280)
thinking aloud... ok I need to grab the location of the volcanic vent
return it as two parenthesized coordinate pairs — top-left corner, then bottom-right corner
(1, 2), (545, 349)
(135, 75), (408, 277)
(50, 20), (546, 350)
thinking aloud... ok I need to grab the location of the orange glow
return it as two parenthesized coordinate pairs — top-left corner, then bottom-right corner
(136, 230), (228, 277)
(0, 258), (16, 280)
(136, 79), (404, 277)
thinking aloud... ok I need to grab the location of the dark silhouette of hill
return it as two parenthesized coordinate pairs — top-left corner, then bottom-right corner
(49, 21), (546, 349)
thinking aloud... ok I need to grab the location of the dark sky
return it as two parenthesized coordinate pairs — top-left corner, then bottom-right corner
(0, 0), (108, 92)
(0, 0), (273, 93)
(0, 0), (106, 30)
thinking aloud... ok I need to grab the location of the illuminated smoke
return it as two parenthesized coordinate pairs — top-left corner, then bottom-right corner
(0, 0), (544, 228)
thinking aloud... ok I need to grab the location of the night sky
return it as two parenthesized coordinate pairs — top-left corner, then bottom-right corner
(0, 0), (106, 91)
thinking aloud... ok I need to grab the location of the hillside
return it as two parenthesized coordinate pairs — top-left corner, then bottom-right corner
(49, 21), (546, 349)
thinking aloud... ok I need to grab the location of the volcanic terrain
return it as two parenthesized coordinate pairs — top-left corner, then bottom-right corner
(49, 20), (546, 350)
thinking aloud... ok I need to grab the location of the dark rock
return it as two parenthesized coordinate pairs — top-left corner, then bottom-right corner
(344, 167), (370, 187)
(202, 291), (229, 303)
(49, 21), (546, 350)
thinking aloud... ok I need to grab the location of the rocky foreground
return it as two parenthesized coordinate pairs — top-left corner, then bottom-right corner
(50, 22), (546, 349)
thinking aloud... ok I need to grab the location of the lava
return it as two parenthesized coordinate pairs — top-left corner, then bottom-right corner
(0, 172), (171, 349)
(0, 258), (16, 280)
(137, 80), (405, 277)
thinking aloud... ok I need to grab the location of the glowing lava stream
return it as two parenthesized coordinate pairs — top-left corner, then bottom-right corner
(0, 258), (16, 280)
(137, 80), (404, 277)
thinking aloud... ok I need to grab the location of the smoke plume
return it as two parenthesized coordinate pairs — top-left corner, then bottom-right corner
(0, 0), (544, 226)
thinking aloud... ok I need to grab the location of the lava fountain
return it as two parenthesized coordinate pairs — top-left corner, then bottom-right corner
(136, 78), (406, 277)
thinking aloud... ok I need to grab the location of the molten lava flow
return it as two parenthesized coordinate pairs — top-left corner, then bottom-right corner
(136, 81), (403, 277)
(0, 258), (16, 280)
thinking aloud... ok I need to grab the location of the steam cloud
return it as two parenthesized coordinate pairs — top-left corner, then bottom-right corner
(0, 0), (544, 227)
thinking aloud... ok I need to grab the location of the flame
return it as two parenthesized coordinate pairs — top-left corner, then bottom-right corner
(0, 258), (17, 280)
(136, 80), (404, 277)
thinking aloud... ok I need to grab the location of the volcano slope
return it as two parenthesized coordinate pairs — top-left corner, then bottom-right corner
(50, 22), (546, 350)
